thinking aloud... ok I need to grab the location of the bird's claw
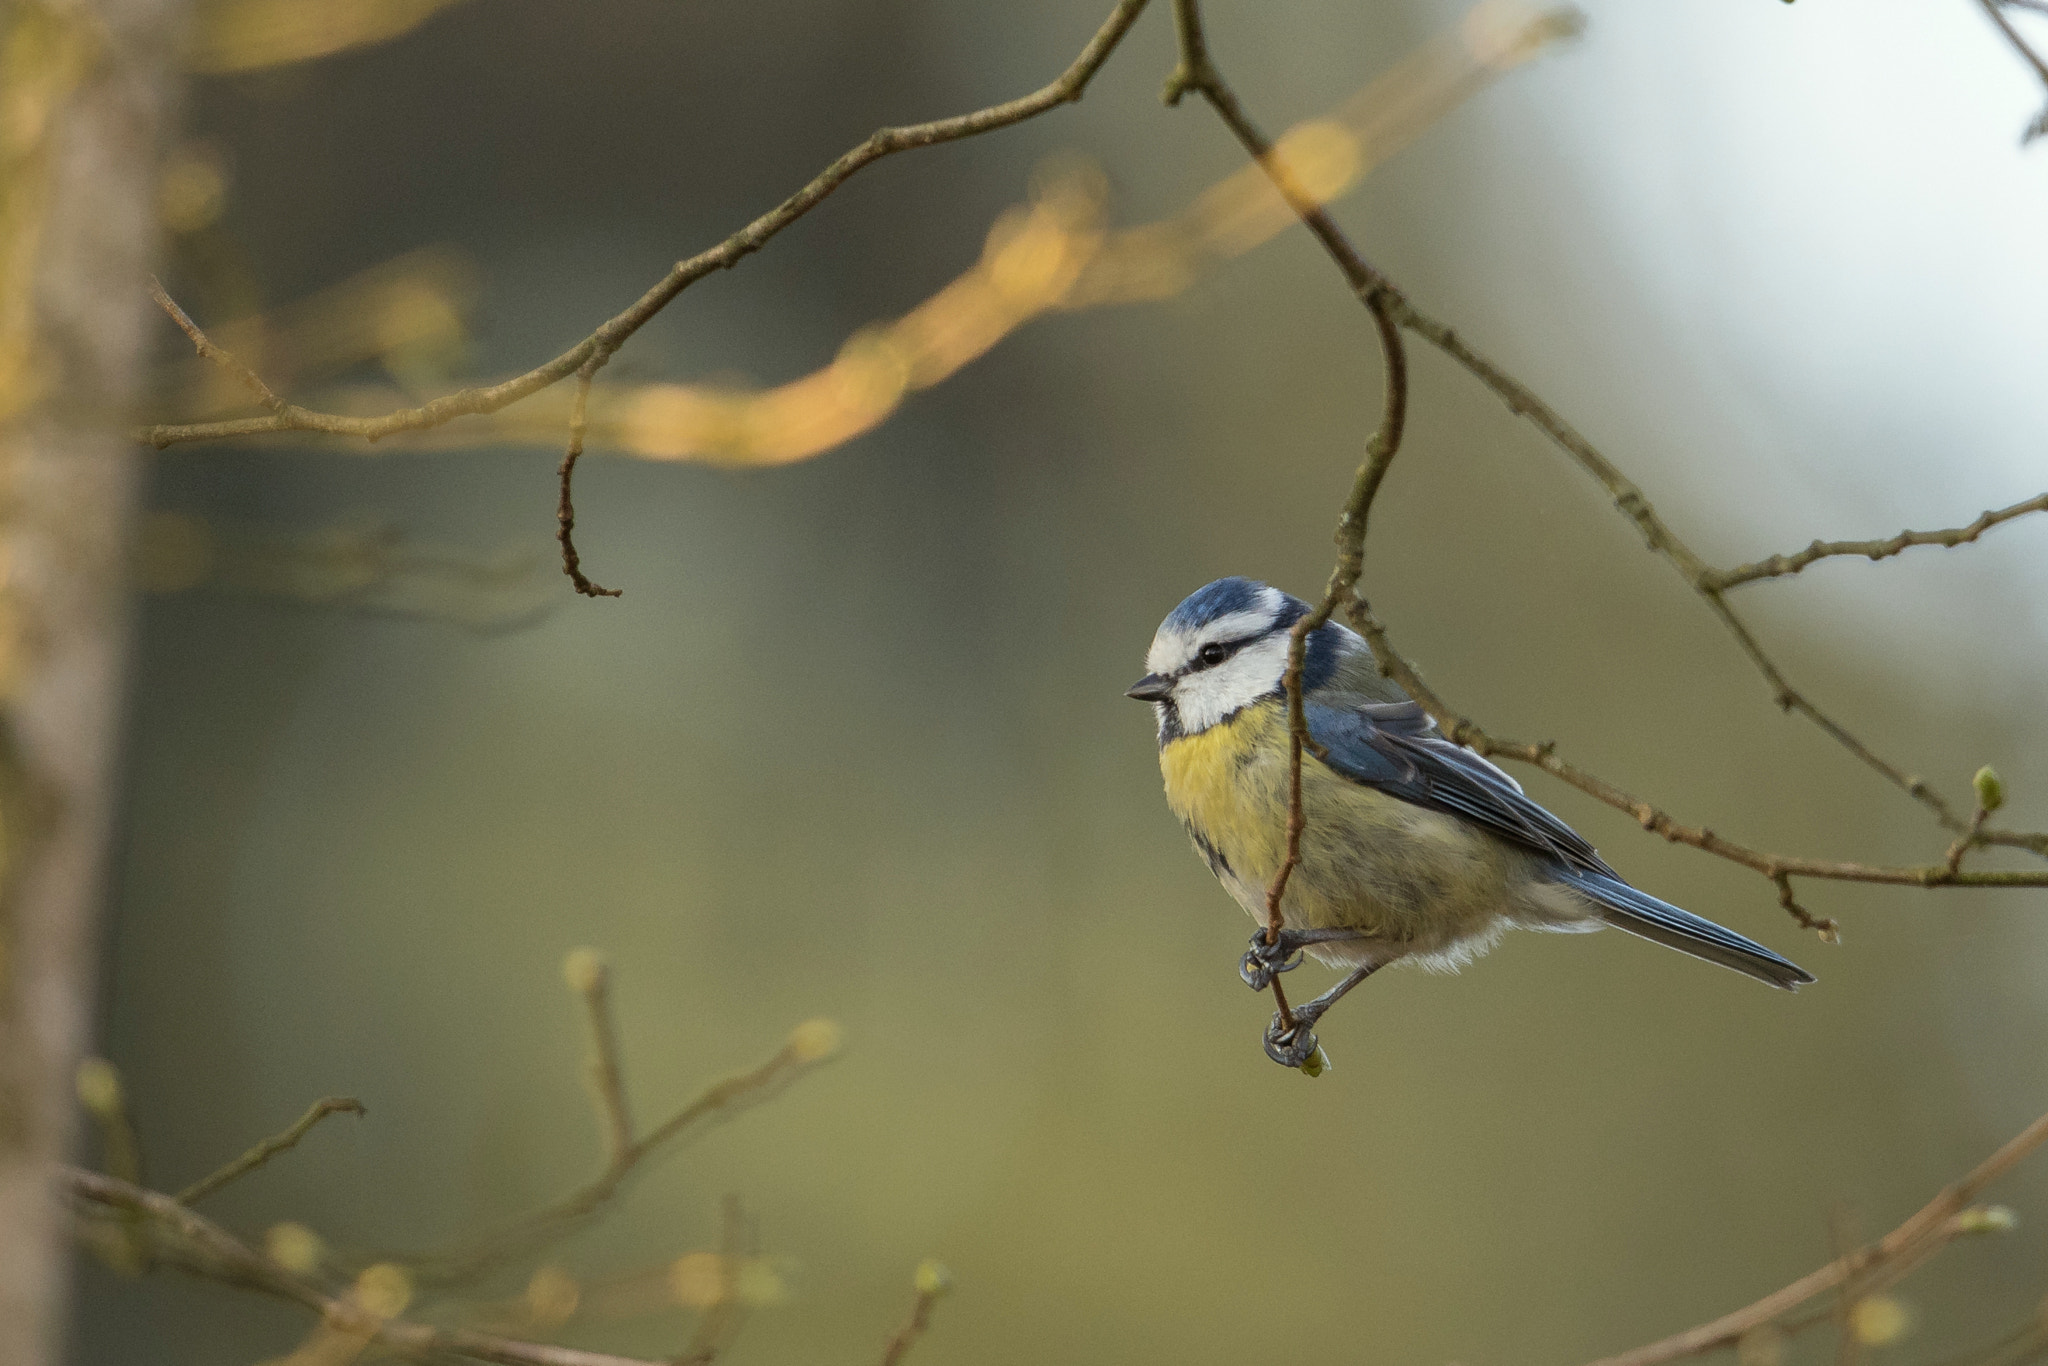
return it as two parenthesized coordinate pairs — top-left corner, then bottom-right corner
(1239, 931), (1304, 991)
(1263, 1010), (1321, 1068)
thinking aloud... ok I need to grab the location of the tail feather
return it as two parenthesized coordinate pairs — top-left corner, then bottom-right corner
(1555, 868), (1815, 990)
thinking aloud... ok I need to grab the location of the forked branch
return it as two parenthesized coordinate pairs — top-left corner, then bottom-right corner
(1165, 0), (2048, 942)
(137, 0), (1153, 451)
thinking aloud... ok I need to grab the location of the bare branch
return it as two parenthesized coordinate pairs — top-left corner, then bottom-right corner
(65, 1167), (665, 1366)
(1944, 806), (1995, 879)
(878, 1265), (953, 1366)
(137, 0), (1152, 451)
(149, 277), (287, 414)
(1773, 873), (1838, 941)
(1256, 182), (2047, 870)
(1582, 1107), (2048, 1366)
(1157, 3), (2048, 930)
(1704, 493), (2048, 591)
(1977, 0), (2048, 143)
(1164, 0), (1415, 1039)
(1386, 298), (1941, 824)
(568, 949), (633, 1165)
(402, 1024), (835, 1286)
(174, 1096), (365, 1206)
(556, 364), (620, 599)
(1348, 601), (2048, 891)
(1702, 593), (1970, 823)
(674, 1195), (752, 1366)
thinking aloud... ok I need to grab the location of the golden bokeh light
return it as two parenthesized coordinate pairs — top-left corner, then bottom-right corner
(187, 0), (471, 74)
(669, 1250), (728, 1309)
(353, 1261), (415, 1319)
(149, 2), (1575, 469)
(264, 1221), (325, 1274)
(522, 1265), (581, 1328)
(555, 0), (1576, 466)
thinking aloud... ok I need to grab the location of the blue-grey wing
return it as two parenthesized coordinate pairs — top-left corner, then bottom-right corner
(1304, 699), (1618, 878)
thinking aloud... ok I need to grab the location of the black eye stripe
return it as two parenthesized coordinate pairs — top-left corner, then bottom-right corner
(1186, 635), (1258, 673)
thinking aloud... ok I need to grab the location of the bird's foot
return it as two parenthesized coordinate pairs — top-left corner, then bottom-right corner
(1239, 930), (1305, 991)
(1263, 1004), (1328, 1069)
(1240, 926), (1369, 991)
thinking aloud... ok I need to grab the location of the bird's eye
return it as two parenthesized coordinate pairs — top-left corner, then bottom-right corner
(1197, 642), (1231, 667)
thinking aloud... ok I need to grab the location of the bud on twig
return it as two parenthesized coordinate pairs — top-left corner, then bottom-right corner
(562, 946), (606, 995)
(914, 1260), (954, 1298)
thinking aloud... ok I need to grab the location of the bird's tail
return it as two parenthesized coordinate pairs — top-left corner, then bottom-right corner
(1553, 868), (1815, 990)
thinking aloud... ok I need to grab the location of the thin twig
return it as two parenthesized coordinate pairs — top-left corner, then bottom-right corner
(1349, 599), (2048, 892)
(1146, 2), (2041, 939)
(1977, 0), (2048, 142)
(1582, 1106), (2048, 1366)
(1157, 0), (2048, 970)
(1944, 805), (1994, 878)
(570, 951), (634, 1165)
(65, 1167), (663, 1366)
(557, 362), (620, 598)
(675, 1194), (751, 1366)
(1702, 591), (1968, 827)
(1165, 0), (1412, 1037)
(878, 1275), (949, 1366)
(149, 277), (288, 414)
(75, 1059), (151, 1270)
(1705, 494), (2048, 590)
(1978, 826), (2048, 859)
(1773, 873), (1838, 941)
(175, 1096), (366, 1206)
(1175, 81), (2046, 880)
(1381, 299), (2002, 844)
(401, 1034), (830, 1286)
(137, 0), (1152, 451)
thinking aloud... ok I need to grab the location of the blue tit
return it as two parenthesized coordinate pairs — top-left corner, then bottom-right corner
(1126, 576), (1812, 1067)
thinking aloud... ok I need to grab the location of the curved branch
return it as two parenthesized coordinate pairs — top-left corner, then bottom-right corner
(1161, 2), (2048, 917)
(1163, 0), (1412, 1041)
(1383, 288), (2030, 843)
(139, 0), (1153, 450)
(1582, 1105), (2048, 1366)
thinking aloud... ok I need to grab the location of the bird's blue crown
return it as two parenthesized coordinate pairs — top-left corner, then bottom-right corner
(1155, 576), (1344, 695)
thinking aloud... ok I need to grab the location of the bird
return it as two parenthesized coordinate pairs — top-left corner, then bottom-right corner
(1126, 576), (1813, 1068)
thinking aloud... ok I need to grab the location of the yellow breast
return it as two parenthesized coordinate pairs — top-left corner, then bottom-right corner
(1158, 699), (1513, 953)
(1158, 701), (1290, 888)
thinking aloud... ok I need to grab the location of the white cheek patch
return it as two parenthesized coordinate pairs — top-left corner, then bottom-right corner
(1172, 632), (1290, 734)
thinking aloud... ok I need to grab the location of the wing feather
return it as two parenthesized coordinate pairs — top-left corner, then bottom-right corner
(1305, 700), (1618, 878)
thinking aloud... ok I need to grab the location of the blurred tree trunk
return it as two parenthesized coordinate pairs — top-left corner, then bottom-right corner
(0, 0), (181, 1358)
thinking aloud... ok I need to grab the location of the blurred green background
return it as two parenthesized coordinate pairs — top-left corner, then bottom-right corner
(73, 0), (2048, 1362)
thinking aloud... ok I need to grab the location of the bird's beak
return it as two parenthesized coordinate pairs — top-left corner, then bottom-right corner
(1125, 673), (1174, 702)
